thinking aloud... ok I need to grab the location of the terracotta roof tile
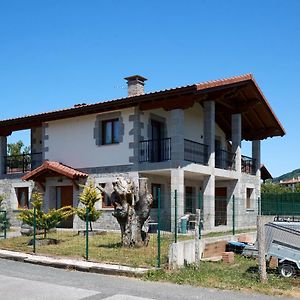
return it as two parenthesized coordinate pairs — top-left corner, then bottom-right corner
(0, 73), (285, 140)
(0, 74), (253, 123)
(22, 161), (88, 181)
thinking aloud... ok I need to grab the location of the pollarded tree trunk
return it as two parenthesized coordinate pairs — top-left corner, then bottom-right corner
(99, 177), (152, 247)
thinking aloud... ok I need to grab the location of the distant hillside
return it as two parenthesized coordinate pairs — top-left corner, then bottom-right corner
(273, 168), (300, 182)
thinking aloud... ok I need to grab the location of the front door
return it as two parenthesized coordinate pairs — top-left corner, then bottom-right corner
(215, 187), (227, 226)
(185, 186), (195, 213)
(151, 120), (164, 162)
(56, 186), (73, 228)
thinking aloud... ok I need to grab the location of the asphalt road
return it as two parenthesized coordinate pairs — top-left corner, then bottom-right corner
(0, 258), (294, 300)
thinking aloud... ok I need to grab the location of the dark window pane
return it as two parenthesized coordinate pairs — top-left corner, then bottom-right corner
(152, 184), (162, 209)
(113, 120), (120, 143)
(185, 186), (194, 213)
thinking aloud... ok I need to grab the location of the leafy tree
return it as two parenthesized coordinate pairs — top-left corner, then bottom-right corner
(18, 192), (73, 238)
(7, 140), (30, 156)
(7, 140), (31, 170)
(76, 181), (102, 231)
(261, 182), (290, 194)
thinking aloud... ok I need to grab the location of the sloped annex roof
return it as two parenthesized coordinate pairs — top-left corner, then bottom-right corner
(22, 161), (88, 181)
(260, 164), (273, 181)
(0, 74), (285, 141)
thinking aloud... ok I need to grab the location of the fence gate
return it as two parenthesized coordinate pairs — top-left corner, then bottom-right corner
(0, 210), (7, 239)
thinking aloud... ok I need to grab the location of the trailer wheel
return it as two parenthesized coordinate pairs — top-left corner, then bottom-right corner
(279, 263), (296, 278)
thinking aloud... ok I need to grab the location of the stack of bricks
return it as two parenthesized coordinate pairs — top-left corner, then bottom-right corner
(269, 256), (278, 268)
(238, 234), (253, 244)
(202, 241), (227, 258)
(222, 251), (235, 264)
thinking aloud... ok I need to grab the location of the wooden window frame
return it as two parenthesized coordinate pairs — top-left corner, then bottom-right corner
(16, 187), (29, 209)
(246, 188), (254, 210)
(100, 183), (114, 208)
(102, 118), (120, 145)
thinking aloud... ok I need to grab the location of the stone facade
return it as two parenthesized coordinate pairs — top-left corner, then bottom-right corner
(0, 177), (34, 227)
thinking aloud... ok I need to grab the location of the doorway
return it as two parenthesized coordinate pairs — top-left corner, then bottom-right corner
(151, 120), (165, 162)
(56, 186), (73, 228)
(215, 187), (227, 226)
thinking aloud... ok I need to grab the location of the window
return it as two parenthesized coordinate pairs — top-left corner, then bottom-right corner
(102, 119), (120, 145)
(246, 188), (254, 209)
(16, 187), (29, 209)
(151, 184), (162, 209)
(100, 183), (113, 208)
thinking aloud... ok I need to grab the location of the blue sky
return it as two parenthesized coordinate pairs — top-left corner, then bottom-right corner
(0, 0), (299, 177)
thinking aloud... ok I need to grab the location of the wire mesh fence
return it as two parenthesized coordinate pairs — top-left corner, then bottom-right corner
(261, 193), (300, 220)
(0, 188), (263, 269)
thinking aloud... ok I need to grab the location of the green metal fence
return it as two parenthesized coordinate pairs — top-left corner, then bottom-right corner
(261, 193), (300, 218)
(172, 189), (240, 241)
(0, 189), (259, 269)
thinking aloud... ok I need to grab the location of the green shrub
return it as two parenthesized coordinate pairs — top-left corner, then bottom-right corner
(18, 192), (73, 238)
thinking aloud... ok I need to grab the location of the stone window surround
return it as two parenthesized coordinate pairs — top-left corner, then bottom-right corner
(99, 182), (114, 209)
(94, 112), (124, 146)
(147, 113), (168, 140)
(246, 186), (255, 211)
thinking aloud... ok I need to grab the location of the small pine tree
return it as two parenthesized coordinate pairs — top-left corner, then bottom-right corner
(0, 194), (10, 231)
(76, 181), (102, 231)
(18, 192), (74, 238)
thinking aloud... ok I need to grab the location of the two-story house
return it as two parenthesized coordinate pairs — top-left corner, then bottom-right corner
(0, 74), (285, 232)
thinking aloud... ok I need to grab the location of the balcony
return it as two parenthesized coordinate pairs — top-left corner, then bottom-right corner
(138, 139), (256, 175)
(139, 138), (171, 163)
(4, 152), (43, 174)
(184, 139), (208, 165)
(215, 149), (236, 170)
(241, 155), (256, 175)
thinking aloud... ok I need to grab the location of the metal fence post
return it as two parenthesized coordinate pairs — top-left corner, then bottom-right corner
(33, 206), (36, 253)
(174, 190), (178, 243)
(198, 192), (202, 239)
(195, 209), (201, 267)
(232, 195), (235, 236)
(157, 188), (161, 268)
(85, 207), (89, 261)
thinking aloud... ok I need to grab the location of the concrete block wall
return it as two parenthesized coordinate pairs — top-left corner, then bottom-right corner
(169, 232), (257, 269)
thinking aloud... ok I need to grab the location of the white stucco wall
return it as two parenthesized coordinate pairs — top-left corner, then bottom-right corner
(184, 103), (204, 143)
(44, 108), (134, 168)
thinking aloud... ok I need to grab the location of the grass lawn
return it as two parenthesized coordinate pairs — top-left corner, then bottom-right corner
(0, 231), (173, 268)
(144, 256), (300, 298)
(0, 230), (299, 297)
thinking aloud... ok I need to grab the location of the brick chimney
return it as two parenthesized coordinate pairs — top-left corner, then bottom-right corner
(124, 75), (147, 97)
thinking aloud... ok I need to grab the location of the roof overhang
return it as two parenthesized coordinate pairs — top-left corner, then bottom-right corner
(0, 74), (285, 141)
(22, 161), (88, 182)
